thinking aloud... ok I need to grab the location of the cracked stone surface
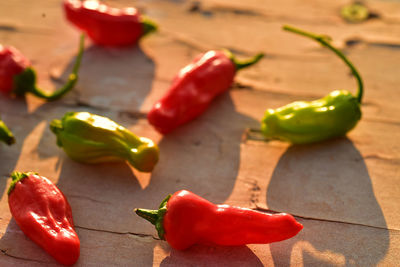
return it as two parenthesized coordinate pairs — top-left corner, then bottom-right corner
(0, 0), (399, 266)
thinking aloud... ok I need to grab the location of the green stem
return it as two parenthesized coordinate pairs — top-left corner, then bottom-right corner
(13, 34), (85, 101)
(141, 17), (158, 36)
(135, 209), (159, 225)
(283, 25), (363, 103)
(225, 50), (264, 72)
(134, 194), (171, 240)
(0, 119), (15, 145)
(8, 171), (29, 195)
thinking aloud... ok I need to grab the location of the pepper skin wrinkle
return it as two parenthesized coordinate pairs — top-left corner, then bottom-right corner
(8, 172), (80, 265)
(148, 51), (263, 134)
(136, 190), (303, 250)
(63, 0), (157, 46)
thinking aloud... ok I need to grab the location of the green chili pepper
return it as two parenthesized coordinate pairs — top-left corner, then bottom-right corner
(261, 25), (363, 144)
(0, 119), (15, 145)
(340, 3), (370, 23)
(50, 112), (159, 172)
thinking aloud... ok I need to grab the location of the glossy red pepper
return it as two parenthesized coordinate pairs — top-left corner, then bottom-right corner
(148, 50), (264, 134)
(135, 190), (303, 250)
(0, 45), (30, 94)
(8, 172), (80, 265)
(0, 35), (84, 101)
(63, 0), (157, 46)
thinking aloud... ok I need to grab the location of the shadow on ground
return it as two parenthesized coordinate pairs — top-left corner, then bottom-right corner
(267, 138), (389, 266)
(161, 244), (264, 267)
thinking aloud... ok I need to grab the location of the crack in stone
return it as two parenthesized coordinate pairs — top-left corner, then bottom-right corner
(66, 194), (111, 205)
(345, 37), (400, 50)
(253, 205), (400, 232)
(118, 110), (148, 120)
(0, 249), (50, 264)
(0, 25), (17, 32)
(363, 117), (400, 126)
(74, 225), (161, 240)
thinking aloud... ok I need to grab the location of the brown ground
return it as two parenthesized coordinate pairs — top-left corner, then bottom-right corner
(0, 0), (399, 266)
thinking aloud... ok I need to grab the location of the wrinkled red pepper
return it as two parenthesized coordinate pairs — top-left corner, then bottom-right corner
(8, 172), (80, 265)
(63, 0), (157, 46)
(148, 50), (264, 134)
(135, 190), (303, 250)
(0, 35), (84, 101)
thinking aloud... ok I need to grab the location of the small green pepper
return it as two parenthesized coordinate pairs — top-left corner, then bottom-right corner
(50, 112), (159, 172)
(261, 25), (363, 144)
(0, 119), (15, 145)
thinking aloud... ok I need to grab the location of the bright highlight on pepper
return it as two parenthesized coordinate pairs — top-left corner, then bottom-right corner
(148, 50), (264, 134)
(50, 111), (159, 172)
(8, 172), (80, 265)
(135, 190), (303, 250)
(63, 0), (158, 46)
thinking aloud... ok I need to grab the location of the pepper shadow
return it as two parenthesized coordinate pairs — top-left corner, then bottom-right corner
(0, 39), (92, 197)
(0, 45), (157, 265)
(266, 138), (389, 266)
(0, 97), (36, 197)
(70, 44), (155, 111)
(132, 92), (261, 265)
(160, 244), (264, 267)
(0, 219), (58, 265)
(141, 92), (259, 207)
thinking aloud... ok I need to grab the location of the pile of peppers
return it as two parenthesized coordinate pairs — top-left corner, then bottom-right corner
(1, 0), (369, 264)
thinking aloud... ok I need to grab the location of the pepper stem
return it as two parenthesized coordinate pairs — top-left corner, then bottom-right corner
(225, 50), (264, 72)
(13, 34), (85, 101)
(0, 119), (15, 145)
(134, 194), (171, 240)
(135, 209), (159, 225)
(283, 25), (364, 103)
(141, 17), (158, 36)
(8, 171), (29, 195)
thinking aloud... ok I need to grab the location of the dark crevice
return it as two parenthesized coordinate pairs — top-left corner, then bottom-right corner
(118, 110), (148, 120)
(0, 249), (50, 264)
(66, 194), (111, 205)
(363, 117), (400, 126)
(253, 205), (400, 232)
(363, 154), (400, 164)
(74, 225), (161, 240)
(0, 25), (18, 32)
(56, 99), (108, 112)
(345, 37), (400, 50)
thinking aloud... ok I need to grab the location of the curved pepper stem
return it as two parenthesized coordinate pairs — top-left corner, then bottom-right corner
(283, 25), (364, 103)
(225, 50), (264, 72)
(13, 34), (85, 101)
(0, 119), (15, 145)
(7, 171), (30, 195)
(141, 17), (158, 36)
(134, 194), (171, 240)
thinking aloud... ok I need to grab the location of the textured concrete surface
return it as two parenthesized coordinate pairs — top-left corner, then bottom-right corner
(0, 0), (399, 266)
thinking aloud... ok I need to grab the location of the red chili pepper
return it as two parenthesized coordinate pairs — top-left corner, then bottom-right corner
(0, 45), (30, 94)
(147, 50), (264, 134)
(8, 172), (80, 265)
(63, 0), (157, 46)
(135, 190), (303, 250)
(0, 35), (84, 101)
